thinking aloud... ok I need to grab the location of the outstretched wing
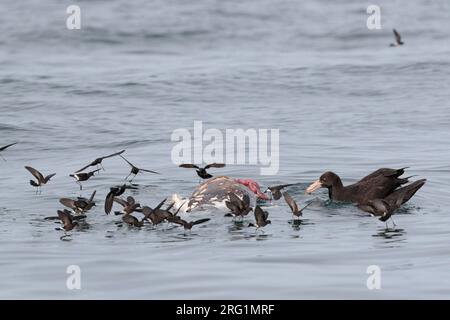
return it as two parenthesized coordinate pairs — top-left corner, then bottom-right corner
(165, 202), (175, 212)
(101, 149), (125, 160)
(75, 163), (91, 173)
(119, 155), (134, 168)
(57, 210), (72, 226)
(299, 202), (312, 213)
(44, 173), (56, 183)
(154, 198), (167, 211)
(270, 183), (294, 190)
(173, 202), (186, 216)
(59, 198), (76, 210)
(88, 190), (96, 203)
(140, 168), (160, 174)
(170, 218), (187, 227)
(89, 169), (101, 175)
(104, 192), (114, 214)
(204, 163), (225, 169)
(113, 197), (129, 207)
(393, 29), (402, 44)
(25, 166), (45, 182)
(0, 142), (17, 152)
(283, 192), (299, 214)
(191, 218), (210, 226)
(179, 164), (199, 169)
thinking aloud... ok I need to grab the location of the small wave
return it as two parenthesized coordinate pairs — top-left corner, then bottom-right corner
(0, 123), (24, 132)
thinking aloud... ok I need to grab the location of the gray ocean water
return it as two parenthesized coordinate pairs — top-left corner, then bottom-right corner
(1, 0), (450, 299)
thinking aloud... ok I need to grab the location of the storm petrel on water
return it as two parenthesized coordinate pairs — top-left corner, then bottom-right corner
(119, 155), (159, 182)
(25, 166), (56, 193)
(0, 143), (17, 161)
(179, 163), (225, 180)
(70, 169), (101, 190)
(143, 200), (186, 226)
(122, 214), (144, 227)
(75, 149), (125, 172)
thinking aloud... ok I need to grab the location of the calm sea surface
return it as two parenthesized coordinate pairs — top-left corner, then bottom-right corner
(1, 0), (450, 299)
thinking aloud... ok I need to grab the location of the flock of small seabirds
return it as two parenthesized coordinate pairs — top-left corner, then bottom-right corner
(0, 31), (417, 236)
(0, 132), (426, 239)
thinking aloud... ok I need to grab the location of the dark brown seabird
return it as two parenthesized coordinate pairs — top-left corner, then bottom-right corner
(141, 198), (170, 225)
(248, 205), (271, 230)
(45, 209), (86, 221)
(266, 184), (294, 200)
(119, 155), (159, 182)
(358, 178), (426, 224)
(25, 166), (56, 193)
(225, 192), (252, 218)
(142, 199), (183, 226)
(306, 168), (425, 204)
(170, 217), (210, 231)
(122, 213), (144, 227)
(70, 169), (101, 190)
(390, 29), (404, 47)
(113, 196), (141, 215)
(104, 184), (133, 214)
(179, 163), (225, 180)
(283, 192), (311, 219)
(57, 209), (78, 231)
(60, 190), (96, 214)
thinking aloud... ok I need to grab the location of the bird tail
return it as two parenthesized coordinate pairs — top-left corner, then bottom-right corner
(384, 179), (426, 208)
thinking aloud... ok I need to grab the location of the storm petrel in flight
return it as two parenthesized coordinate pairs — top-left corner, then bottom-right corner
(119, 155), (159, 182)
(25, 166), (56, 193)
(266, 184), (295, 200)
(179, 163), (225, 180)
(390, 29), (404, 47)
(70, 169), (101, 190)
(283, 192), (311, 219)
(248, 205), (271, 230)
(75, 149), (125, 172)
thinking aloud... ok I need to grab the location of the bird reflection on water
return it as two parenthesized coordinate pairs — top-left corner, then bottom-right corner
(373, 227), (407, 248)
